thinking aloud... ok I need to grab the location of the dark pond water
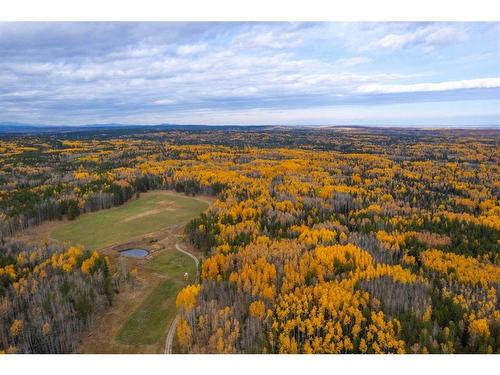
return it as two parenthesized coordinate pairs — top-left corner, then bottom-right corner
(120, 248), (149, 258)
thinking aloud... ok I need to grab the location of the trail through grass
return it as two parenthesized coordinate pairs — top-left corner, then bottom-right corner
(116, 280), (177, 345)
(116, 249), (197, 346)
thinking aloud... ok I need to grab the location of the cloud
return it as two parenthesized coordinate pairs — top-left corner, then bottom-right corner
(153, 99), (176, 105)
(0, 22), (498, 125)
(362, 24), (467, 51)
(177, 43), (207, 55)
(99, 99), (500, 126)
(356, 77), (500, 94)
(336, 56), (372, 67)
(231, 24), (305, 49)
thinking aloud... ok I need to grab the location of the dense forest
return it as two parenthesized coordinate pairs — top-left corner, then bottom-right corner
(0, 127), (499, 353)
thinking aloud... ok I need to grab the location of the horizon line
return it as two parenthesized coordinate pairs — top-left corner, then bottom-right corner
(1, 122), (499, 129)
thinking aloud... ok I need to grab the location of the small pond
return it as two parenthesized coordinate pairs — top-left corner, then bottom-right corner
(120, 248), (149, 258)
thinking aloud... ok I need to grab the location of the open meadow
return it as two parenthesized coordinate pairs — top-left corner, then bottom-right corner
(51, 192), (209, 250)
(72, 192), (207, 353)
(115, 249), (197, 347)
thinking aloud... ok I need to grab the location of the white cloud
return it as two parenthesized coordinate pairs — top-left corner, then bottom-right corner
(336, 56), (372, 67)
(133, 99), (500, 126)
(0, 22), (498, 126)
(153, 99), (176, 105)
(356, 77), (500, 94)
(112, 46), (166, 59)
(232, 28), (303, 49)
(363, 25), (467, 51)
(0, 90), (44, 98)
(177, 43), (207, 55)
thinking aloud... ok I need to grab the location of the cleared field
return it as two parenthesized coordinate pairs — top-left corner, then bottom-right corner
(51, 192), (208, 250)
(116, 280), (177, 346)
(116, 249), (197, 346)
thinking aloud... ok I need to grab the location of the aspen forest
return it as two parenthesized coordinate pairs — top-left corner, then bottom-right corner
(0, 127), (499, 354)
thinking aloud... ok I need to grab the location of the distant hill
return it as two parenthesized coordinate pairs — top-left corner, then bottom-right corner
(0, 122), (275, 134)
(1, 122), (498, 134)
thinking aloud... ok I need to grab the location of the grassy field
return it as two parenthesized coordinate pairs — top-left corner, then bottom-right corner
(115, 280), (178, 345)
(146, 249), (197, 277)
(51, 192), (208, 250)
(116, 249), (197, 346)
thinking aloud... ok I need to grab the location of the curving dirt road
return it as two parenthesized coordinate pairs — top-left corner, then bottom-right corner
(174, 242), (200, 271)
(164, 241), (199, 354)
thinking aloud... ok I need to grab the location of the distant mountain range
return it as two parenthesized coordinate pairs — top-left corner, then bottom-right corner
(0, 122), (498, 134)
(0, 122), (276, 134)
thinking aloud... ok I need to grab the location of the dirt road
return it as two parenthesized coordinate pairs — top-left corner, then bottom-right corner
(164, 241), (199, 354)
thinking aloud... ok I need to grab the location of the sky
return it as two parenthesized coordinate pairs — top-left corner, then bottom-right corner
(0, 22), (499, 126)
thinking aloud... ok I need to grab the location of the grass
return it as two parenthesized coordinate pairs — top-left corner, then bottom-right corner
(116, 280), (178, 346)
(147, 250), (197, 280)
(51, 191), (207, 349)
(51, 192), (208, 250)
(116, 249), (197, 346)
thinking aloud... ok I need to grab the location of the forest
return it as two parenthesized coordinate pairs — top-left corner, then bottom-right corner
(0, 126), (499, 353)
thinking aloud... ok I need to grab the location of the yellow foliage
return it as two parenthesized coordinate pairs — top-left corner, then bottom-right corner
(469, 318), (490, 337)
(249, 300), (266, 319)
(177, 318), (192, 348)
(10, 319), (23, 337)
(421, 249), (500, 287)
(176, 284), (201, 311)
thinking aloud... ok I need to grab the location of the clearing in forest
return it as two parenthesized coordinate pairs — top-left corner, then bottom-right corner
(116, 249), (197, 346)
(75, 192), (209, 353)
(51, 192), (209, 250)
